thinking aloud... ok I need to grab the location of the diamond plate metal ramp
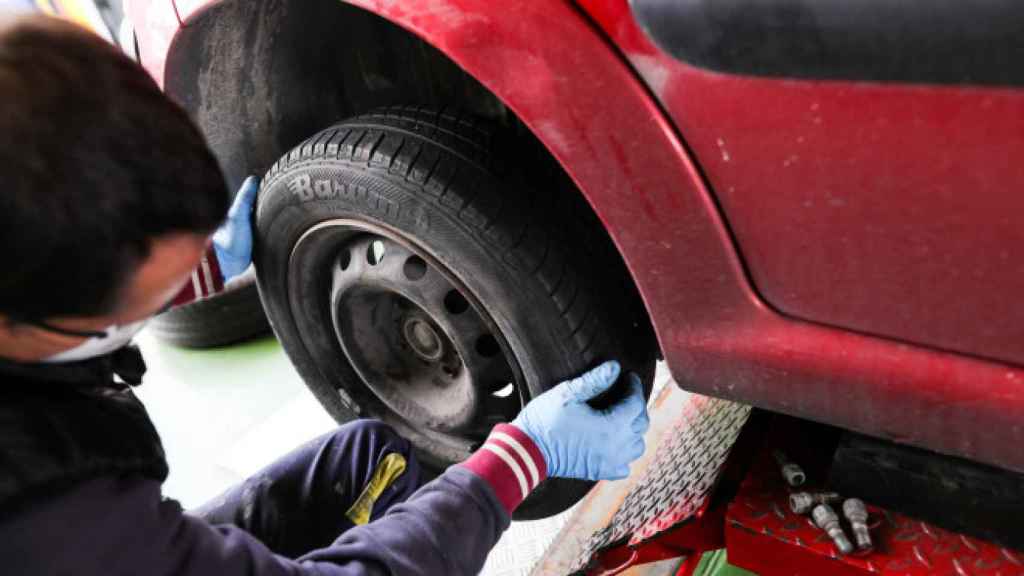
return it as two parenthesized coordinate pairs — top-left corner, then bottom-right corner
(531, 372), (751, 575)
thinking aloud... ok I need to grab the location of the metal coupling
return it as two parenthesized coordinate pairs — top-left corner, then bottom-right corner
(772, 450), (806, 487)
(812, 503), (854, 555)
(789, 491), (841, 514)
(843, 498), (873, 552)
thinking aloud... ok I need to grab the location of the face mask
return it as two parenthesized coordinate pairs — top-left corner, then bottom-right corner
(37, 319), (149, 363)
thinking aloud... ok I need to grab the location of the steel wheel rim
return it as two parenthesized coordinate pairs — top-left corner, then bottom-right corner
(296, 220), (525, 463)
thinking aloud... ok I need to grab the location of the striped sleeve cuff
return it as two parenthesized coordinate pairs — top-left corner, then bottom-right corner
(171, 247), (225, 307)
(458, 424), (548, 514)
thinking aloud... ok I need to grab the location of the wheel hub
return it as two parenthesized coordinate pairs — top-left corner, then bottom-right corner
(403, 315), (445, 362)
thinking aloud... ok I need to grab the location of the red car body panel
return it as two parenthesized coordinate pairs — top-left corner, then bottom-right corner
(583, 0), (1024, 368)
(125, 0), (1024, 472)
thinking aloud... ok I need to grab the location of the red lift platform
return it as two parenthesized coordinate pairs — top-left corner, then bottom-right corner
(532, 381), (1023, 576)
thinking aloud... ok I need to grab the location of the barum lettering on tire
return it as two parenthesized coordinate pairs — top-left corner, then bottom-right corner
(314, 179), (335, 199)
(288, 174), (314, 201)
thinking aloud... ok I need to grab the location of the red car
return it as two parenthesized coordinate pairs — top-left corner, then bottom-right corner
(123, 0), (1024, 519)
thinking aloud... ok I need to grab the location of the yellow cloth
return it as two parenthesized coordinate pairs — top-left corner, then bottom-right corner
(345, 452), (407, 525)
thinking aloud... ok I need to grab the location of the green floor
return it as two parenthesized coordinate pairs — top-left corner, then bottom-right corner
(134, 331), (337, 508)
(694, 550), (756, 576)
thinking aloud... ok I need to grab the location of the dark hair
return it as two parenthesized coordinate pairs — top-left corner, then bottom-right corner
(0, 15), (229, 321)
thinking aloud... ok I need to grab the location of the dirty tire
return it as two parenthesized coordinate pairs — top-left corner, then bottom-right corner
(255, 107), (656, 519)
(149, 269), (271, 348)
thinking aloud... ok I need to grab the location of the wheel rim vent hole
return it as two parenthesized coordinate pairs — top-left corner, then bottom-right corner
(403, 255), (427, 281)
(444, 290), (470, 314)
(367, 240), (386, 265)
(475, 334), (500, 358)
(493, 383), (515, 398)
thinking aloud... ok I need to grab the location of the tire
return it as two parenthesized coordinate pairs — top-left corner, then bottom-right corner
(149, 269), (271, 348)
(254, 106), (656, 519)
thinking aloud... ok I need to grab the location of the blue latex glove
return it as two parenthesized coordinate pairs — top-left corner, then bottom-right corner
(512, 361), (649, 481)
(213, 176), (259, 282)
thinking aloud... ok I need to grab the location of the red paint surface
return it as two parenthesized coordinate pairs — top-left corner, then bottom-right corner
(581, 0), (1024, 368)
(726, 436), (1024, 576)
(132, 0), (1024, 472)
(585, 507), (725, 575)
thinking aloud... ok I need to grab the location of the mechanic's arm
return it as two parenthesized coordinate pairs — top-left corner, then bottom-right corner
(62, 361), (647, 575)
(171, 176), (259, 306)
(301, 361), (649, 574)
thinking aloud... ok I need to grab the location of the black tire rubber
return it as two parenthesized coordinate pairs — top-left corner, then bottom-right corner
(254, 106), (656, 519)
(149, 269), (272, 348)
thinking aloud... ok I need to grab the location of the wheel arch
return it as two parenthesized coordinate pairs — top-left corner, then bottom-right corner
(162, 0), (706, 361)
(164, 0), (508, 193)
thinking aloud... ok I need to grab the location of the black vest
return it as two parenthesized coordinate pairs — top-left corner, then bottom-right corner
(0, 346), (168, 518)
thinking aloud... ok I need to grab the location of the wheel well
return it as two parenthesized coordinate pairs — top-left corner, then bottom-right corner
(165, 0), (659, 360)
(165, 0), (507, 191)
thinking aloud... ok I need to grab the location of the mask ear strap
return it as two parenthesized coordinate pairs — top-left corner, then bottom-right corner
(27, 320), (108, 339)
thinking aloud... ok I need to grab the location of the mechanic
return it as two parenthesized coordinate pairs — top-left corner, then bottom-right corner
(0, 14), (650, 575)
